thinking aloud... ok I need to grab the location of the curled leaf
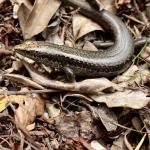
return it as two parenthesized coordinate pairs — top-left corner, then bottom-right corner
(9, 94), (44, 127)
(16, 0), (61, 39)
(92, 90), (150, 109)
(73, 14), (103, 40)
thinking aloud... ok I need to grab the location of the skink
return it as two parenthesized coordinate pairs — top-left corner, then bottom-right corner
(15, 0), (134, 77)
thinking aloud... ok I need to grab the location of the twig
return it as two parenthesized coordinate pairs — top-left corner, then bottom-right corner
(0, 89), (61, 95)
(123, 14), (145, 25)
(135, 133), (147, 150)
(132, 41), (148, 63)
(0, 136), (12, 149)
(138, 56), (150, 66)
(133, 0), (149, 25)
(18, 130), (25, 150)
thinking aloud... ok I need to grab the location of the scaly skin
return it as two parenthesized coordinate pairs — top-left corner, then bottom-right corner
(15, 0), (134, 77)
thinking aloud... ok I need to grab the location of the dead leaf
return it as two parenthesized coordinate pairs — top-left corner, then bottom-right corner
(73, 14), (103, 40)
(97, 0), (116, 13)
(83, 41), (98, 51)
(91, 90), (150, 109)
(12, 0), (33, 10)
(55, 111), (94, 139)
(117, 0), (131, 5)
(8, 94), (44, 127)
(113, 65), (139, 83)
(50, 139), (60, 149)
(76, 111), (94, 139)
(0, 94), (44, 127)
(0, 42), (12, 55)
(91, 140), (106, 150)
(16, 0), (61, 39)
(0, 96), (8, 112)
(0, 0), (4, 4)
(113, 65), (150, 89)
(42, 17), (63, 44)
(131, 117), (143, 130)
(12, 61), (23, 71)
(4, 73), (45, 89)
(55, 113), (79, 138)
(110, 135), (126, 150)
(46, 103), (60, 118)
(45, 33), (64, 45)
(91, 105), (118, 131)
(26, 122), (35, 131)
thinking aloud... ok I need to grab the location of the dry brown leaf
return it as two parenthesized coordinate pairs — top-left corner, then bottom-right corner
(42, 18), (62, 44)
(113, 65), (139, 83)
(131, 117), (143, 131)
(91, 90), (150, 109)
(26, 123), (35, 131)
(113, 65), (150, 89)
(76, 111), (94, 139)
(0, 96), (8, 112)
(46, 103), (60, 118)
(12, 0), (33, 10)
(91, 140), (106, 150)
(83, 41), (98, 51)
(0, 0), (4, 4)
(73, 14), (103, 40)
(55, 111), (94, 139)
(7, 94), (44, 127)
(117, 0), (131, 5)
(91, 105), (118, 131)
(45, 33), (63, 45)
(4, 73), (45, 89)
(55, 113), (80, 138)
(97, 0), (116, 13)
(16, 0), (61, 39)
(110, 135), (126, 150)
(12, 61), (23, 71)
(50, 139), (60, 149)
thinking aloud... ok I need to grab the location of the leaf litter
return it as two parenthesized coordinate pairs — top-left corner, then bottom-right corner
(0, 0), (149, 149)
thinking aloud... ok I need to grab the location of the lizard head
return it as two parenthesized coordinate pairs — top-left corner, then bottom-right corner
(14, 41), (39, 51)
